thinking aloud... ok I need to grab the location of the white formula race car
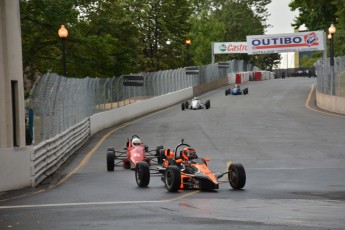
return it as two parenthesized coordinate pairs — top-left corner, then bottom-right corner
(181, 97), (210, 110)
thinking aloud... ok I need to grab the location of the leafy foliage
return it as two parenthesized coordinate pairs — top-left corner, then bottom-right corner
(20, 0), (275, 88)
(289, 0), (345, 62)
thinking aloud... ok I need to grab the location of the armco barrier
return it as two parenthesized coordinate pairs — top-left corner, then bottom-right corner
(31, 118), (90, 186)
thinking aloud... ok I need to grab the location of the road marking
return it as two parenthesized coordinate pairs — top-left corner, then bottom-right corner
(0, 191), (201, 210)
(306, 84), (345, 117)
(160, 190), (200, 202)
(0, 200), (163, 209)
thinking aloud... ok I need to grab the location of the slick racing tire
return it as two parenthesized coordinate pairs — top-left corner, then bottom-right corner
(106, 151), (115, 172)
(135, 161), (150, 187)
(225, 89), (230, 96)
(156, 145), (165, 164)
(123, 160), (131, 169)
(181, 103), (185, 110)
(164, 165), (181, 192)
(243, 88), (249, 95)
(228, 163), (246, 189)
(184, 101), (189, 108)
(205, 100), (210, 109)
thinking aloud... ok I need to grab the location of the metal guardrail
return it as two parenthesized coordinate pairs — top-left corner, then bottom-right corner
(31, 118), (90, 186)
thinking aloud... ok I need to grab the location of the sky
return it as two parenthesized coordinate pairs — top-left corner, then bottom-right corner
(266, 0), (299, 35)
(265, 0), (301, 68)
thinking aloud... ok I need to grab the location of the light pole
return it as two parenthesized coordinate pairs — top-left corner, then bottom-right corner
(185, 38), (191, 66)
(328, 23), (336, 94)
(58, 25), (68, 76)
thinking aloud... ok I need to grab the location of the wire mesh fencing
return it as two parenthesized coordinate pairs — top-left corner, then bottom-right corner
(315, 56), (345, 96)
(29, 60), (253, 144)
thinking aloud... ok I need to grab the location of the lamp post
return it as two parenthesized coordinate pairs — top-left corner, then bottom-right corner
(58, 25), (68, 76)
(185, 38), (191, 66)
(328, 24), (336, 94)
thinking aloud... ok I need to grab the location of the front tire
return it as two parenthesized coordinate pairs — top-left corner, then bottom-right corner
(107, 151), (115, 171)
(228, 163), (246, 189)
(181, 103), (185, 110)
(135, 161), (150, 187)
(164, 165), (181, 192)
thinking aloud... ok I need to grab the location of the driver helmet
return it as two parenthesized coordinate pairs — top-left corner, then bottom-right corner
(181, 147), (197, 160)
(132, 138), (141, 146)
(193, 96), (198, 100)
(234, 84), (238, 88)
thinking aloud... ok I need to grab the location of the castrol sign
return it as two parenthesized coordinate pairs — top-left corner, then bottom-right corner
(246, 31), (325, 54)
(213, 42), (247, 54)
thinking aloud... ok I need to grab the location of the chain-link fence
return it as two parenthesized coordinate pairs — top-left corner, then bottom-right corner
(315, 56), (345, 96)
(29, 60), (254, 145)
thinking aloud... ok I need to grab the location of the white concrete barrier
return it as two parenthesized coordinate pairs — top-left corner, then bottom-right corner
(90, 87), (193, 136)
(0, 147), (32, 191)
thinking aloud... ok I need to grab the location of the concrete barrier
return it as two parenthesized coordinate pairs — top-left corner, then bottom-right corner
(90, 87), (193, 136)
(193, 77), (228, 97)
(0, 147), (32, 191)
(316, 90), (345, 115)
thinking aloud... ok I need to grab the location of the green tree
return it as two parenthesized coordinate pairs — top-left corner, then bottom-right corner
(125, 0), (192, 71)
(289, 0), (345, 57)
(189, 0), (275, 65)
(289, 0), (337, 31)
(20, 0), (79, 81)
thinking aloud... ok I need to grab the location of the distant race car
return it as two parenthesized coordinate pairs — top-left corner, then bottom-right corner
(181, 97), (210, 110)
(225, 84), (248, 96)
(134, 139), (246, 192)
(106, 135), (164, 171)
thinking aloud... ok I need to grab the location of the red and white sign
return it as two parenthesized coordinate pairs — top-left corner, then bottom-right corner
(213, 42), (247, 54)
(246, 31), (325, 54)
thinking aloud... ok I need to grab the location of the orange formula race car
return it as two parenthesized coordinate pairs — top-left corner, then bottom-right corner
(135, 139), (246, 192)
(106, 135), (164, 171)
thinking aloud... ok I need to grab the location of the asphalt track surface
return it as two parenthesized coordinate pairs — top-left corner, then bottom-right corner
(1, 77), (345, 230)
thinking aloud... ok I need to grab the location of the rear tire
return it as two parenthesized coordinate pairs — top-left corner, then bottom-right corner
(135, 161), (150, 187)
(205, 100), (210, 109)
(181, 103), (185, 110)
(228, 163), (246, 189)
(164, 165), (181, 192)
(158, 149), (166, 165)
(123, 160), (131, 169)
(107, 151), (115, 171)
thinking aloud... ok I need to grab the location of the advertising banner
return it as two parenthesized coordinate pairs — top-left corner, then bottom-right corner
(246, 31), (325, 54)
(123, 75), (144, 86)
(213, 42), (247, 54)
